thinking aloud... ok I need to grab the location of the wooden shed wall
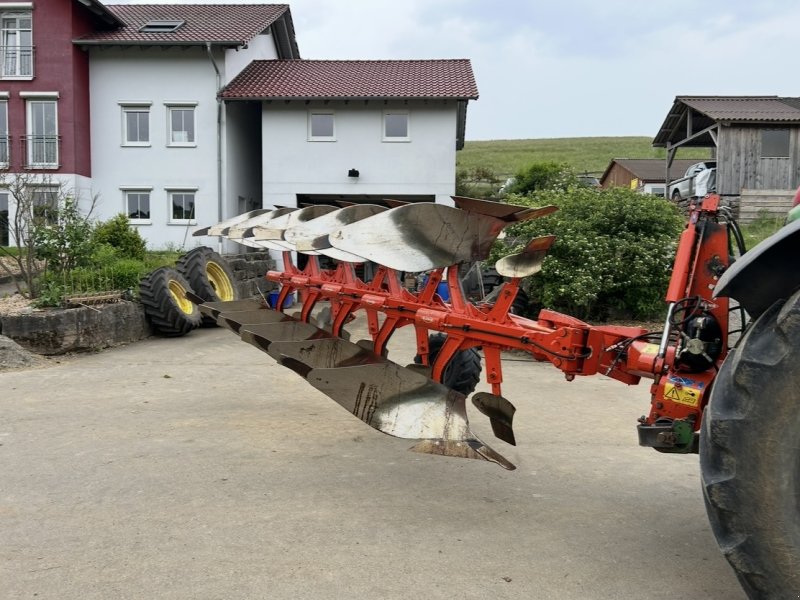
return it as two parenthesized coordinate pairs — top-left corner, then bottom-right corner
(600, 164), (634, 188)
(717, 125), (800, 195)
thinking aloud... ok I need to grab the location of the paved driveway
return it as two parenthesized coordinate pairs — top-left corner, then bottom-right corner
(1, 318), (745, 599)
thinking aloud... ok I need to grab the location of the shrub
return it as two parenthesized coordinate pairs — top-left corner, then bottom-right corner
(508, 161), (576, 195)
(490, 186), (684, 320)
(93, 214), (147, 260)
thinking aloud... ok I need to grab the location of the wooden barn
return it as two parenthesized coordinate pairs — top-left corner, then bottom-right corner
(653, 96), (800, 222)
(600, 158), (703, 196)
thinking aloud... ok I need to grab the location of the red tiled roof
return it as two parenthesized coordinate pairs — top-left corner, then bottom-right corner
(221, 59), (479, 100)
(77, 4), (289, 45)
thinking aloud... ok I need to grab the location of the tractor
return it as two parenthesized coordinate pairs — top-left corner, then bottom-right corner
(175, 192), (799, 599)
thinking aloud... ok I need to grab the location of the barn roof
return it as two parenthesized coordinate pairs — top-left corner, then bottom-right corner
(600, 158), (704, 184)
(654, 96), (800, 147)
(220, 59), (479, 100)
(76, 3), (297, 52)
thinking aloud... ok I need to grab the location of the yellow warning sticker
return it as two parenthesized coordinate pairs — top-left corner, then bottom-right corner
(663, 383), (700, 407)
(641, 343), (659, 355)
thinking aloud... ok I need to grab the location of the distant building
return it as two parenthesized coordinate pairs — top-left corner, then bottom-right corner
(653, 96), (800, 221)
(600, 158), (703, 196)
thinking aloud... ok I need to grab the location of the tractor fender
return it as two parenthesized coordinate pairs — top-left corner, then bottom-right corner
(714, 217), (800, 318)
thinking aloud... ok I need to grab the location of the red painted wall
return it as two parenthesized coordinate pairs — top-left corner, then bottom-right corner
(1, 0), (97, 176)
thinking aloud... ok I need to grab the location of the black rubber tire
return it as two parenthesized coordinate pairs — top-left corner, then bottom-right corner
(177, 247), (239, 326)
(672, 190), (682, 202)
(510, 288), (530, 316)
(177, 247), (238, 302)
(414, 333), (482, 396)
(700, 289), (800, 598)
(139, 267), (202, 337)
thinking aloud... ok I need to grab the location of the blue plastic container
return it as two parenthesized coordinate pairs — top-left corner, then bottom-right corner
(268, 291), (293, 308)
(436, 281), (451, 302)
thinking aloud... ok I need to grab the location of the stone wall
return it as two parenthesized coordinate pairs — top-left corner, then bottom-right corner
(0, 301), (152, 356)
(225, 251), (276, 299)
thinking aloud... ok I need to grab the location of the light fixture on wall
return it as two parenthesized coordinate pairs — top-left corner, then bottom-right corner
(348, 168), (360, 178)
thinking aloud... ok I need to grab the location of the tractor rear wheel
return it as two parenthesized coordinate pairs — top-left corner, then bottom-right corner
(700, 289), (800, 598)
(140, 267), (202, 337)
(177, 247), (238, 325)
(415, 333), (482, 396)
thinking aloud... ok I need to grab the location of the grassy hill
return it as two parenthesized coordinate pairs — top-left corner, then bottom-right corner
(457, 136), (711, 179)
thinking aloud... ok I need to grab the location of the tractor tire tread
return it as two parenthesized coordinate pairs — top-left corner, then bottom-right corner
(139, 267), (202, 337)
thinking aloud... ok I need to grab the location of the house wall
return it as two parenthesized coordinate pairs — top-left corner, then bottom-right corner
(89, 47), (219, 249)
(223, 33), (278, 84)
(717, 125), (800, 196)
(0, 0), (94, 176)
(260, 100), (458, 208)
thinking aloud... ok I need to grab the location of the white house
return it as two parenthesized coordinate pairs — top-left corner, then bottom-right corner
(70, 3), (478, 252)
(220, 59), (478, 212)
(77, 3), (299, 249)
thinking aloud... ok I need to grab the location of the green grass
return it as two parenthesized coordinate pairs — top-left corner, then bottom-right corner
(457, 136), (711, 179)
(739, 213), (786, 249)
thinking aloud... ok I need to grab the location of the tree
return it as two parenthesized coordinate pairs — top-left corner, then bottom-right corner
(0, 174), (96, 298)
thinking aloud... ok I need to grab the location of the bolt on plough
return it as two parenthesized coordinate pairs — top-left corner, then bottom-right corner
(190, 195), (733, 470)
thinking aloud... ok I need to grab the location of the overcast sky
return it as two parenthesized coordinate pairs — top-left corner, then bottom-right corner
(112, 0), (800, 140)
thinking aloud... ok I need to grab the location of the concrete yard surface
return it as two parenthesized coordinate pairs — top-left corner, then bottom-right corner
(1, 319), (745, 599)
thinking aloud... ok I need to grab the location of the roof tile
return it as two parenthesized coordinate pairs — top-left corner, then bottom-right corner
(220, 59), (479, 99)
(77, 4), (288, 45)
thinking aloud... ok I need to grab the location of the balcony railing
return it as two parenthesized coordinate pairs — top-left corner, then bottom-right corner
(22, 135), (60, 169)
(1, 45), (34, 78)
(0, 135), (9, 167)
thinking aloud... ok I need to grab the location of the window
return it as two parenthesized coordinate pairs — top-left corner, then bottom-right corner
(0, 99), (8, 166)
(167, 104), (196, 146)
(1, 11), (32, 78)
(124, 189), (151, 223)
(308, 111), (335, 141)
(121, 104), (150, 146)
(383, 111), (409, 142)
(168, 190), (196, 223)
(31, 187), (58, 225)
(26, 99), (58, 168)
(761, 129), (790, 158)
(139, 20), (184, 33)
(0, 191), (8, 246)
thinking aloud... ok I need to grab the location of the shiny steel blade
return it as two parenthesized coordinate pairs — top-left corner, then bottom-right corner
(194, 209), (272, 237)
(217, 308), (293, 334)
(239, 321), (332, 353)
(471, 392), (517, 446)
(274, 342), (514, 469)
(495, 235), (557, 278)
(328, 203), (506, 271)
(226, 207), (297, 241)
(285, 204), (387, 252)
(250, 205), (337, 241)
(196, 298), (266, 321)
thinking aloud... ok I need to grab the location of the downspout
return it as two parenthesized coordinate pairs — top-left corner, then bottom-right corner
(205, 42), (223, 253)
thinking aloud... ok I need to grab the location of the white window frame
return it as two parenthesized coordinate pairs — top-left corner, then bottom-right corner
(166, 102), (197, 147)
(122, 187), (153, 225)
(0, 96), (8, 167)
(307, 110), (336, 142)
(25, 97), (58, 169)
(120, 102), (151, 147)
(1, 9), (33, 80)
(167, 188), (197, 225)
(382, 110), (410, 142)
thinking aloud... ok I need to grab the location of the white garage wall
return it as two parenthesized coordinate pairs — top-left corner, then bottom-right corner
(261, 99), (458, 208)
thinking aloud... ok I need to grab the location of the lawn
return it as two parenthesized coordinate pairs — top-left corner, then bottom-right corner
(457, 136), (711, 179)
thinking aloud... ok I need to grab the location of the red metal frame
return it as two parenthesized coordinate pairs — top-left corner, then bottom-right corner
(266, 195), (731, 434)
